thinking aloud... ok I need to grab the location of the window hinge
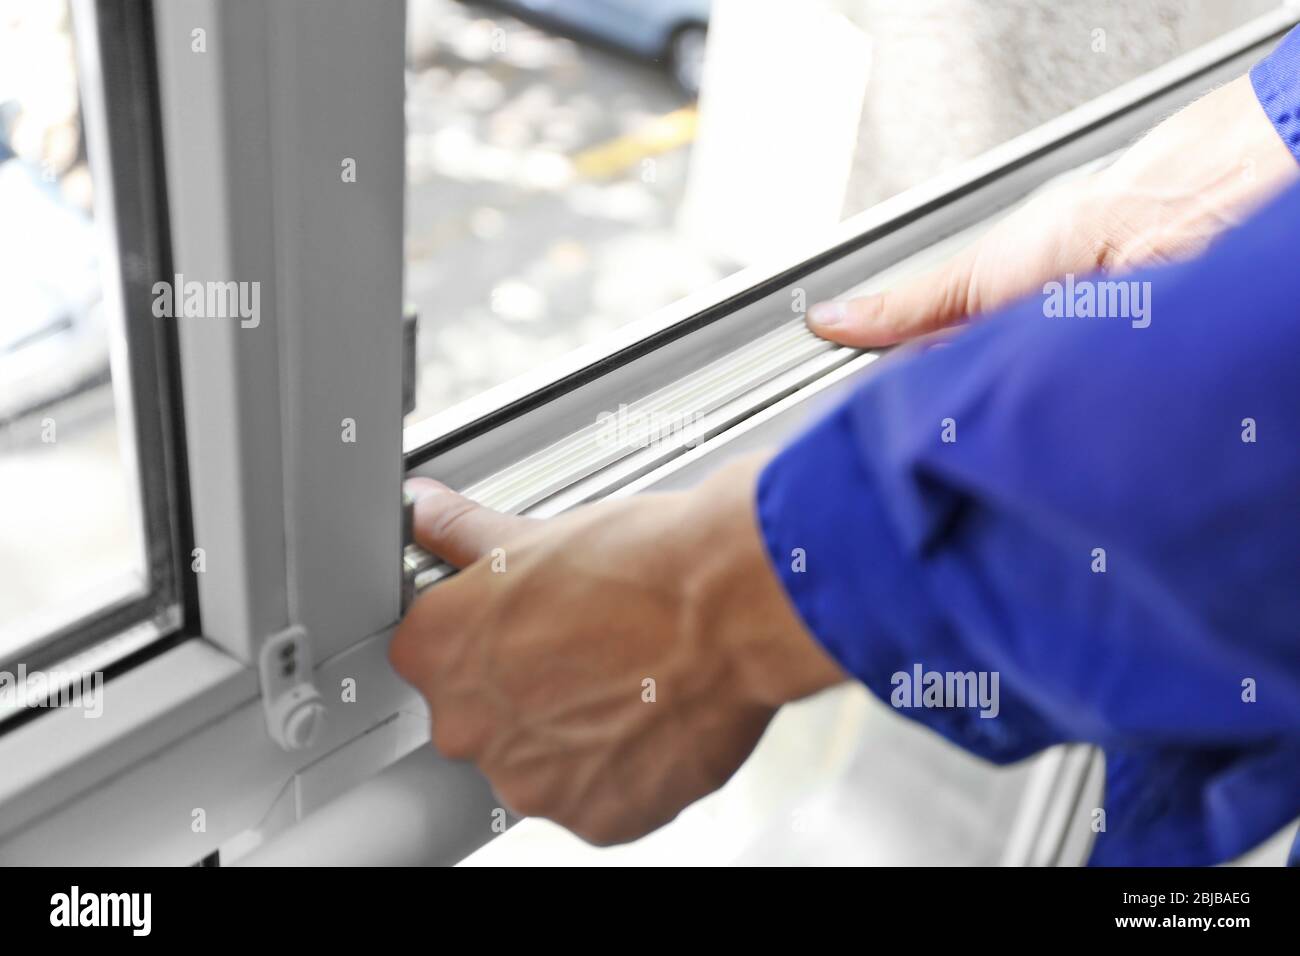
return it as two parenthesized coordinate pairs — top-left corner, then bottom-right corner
(258, 626), (326, 751)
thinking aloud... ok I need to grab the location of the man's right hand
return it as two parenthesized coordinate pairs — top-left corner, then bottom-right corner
(807, 74), (1299, 348)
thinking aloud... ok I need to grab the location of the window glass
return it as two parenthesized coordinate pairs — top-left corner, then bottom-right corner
(0, 0), (146, 660)
(403, 0), (1277, 425)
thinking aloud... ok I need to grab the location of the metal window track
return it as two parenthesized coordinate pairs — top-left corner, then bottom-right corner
(466, 320), (840, 513)
(407, 320), (862, 591)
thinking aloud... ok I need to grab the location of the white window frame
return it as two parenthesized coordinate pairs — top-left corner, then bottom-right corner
(0, 0), (1295, 866)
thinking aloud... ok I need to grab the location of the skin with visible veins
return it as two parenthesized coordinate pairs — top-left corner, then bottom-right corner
(390, 454), (846, 845)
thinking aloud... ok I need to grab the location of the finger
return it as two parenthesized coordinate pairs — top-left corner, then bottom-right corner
(806, 244), (981, 348)
(405, 477), (537, 568)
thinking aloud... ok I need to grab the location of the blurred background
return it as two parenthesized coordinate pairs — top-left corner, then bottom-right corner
(401, 0), (1272, 418)
(0, 0), (141, 656)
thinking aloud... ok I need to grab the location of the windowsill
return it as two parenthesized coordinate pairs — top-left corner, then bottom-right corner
(0, 635), (254, 841)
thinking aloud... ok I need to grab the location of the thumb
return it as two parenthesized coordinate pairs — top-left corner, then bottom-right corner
(406, 477), (538, 569)
(806, 243), (979, 348)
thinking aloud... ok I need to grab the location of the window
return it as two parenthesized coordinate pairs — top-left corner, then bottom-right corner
(0, 0), (186, 686)
(1, 0), (1295, 867)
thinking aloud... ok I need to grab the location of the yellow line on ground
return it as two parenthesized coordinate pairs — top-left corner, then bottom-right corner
(571, 106), (699, 179)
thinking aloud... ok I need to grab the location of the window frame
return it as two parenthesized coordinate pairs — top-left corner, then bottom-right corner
(152, 0), (407, 667)
(0, 0), (1295, 865)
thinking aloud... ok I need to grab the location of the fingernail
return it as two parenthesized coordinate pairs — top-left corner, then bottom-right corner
(807, 301), (849, 327)
(404, 477), (449, 502)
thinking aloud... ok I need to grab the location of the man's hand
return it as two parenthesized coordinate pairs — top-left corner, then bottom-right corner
(389, 454), (846, 845)
(807, 74), (1300, 347)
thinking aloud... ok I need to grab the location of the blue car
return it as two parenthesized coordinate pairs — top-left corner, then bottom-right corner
(480, 0), (712, 96)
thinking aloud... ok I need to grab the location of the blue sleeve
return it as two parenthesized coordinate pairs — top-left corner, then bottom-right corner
(757, 180), (1300, 866)
(1251, 24), (1300, 163)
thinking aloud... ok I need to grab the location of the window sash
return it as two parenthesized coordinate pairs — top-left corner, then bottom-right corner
(406, 7), (1298, 509)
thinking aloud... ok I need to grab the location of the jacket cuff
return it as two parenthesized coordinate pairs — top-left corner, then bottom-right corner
(1251, 25), (1300, 164)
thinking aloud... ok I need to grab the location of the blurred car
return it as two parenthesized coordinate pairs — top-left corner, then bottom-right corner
(479, 0), (712, 96)
(0, 136), (107, 426)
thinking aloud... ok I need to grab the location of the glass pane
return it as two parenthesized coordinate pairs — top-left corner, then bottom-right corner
(403, 0), (1277, 425)
(0, 0), (146, 660)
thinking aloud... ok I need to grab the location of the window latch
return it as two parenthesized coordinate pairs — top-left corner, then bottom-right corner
(258, 626), (326, 751)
